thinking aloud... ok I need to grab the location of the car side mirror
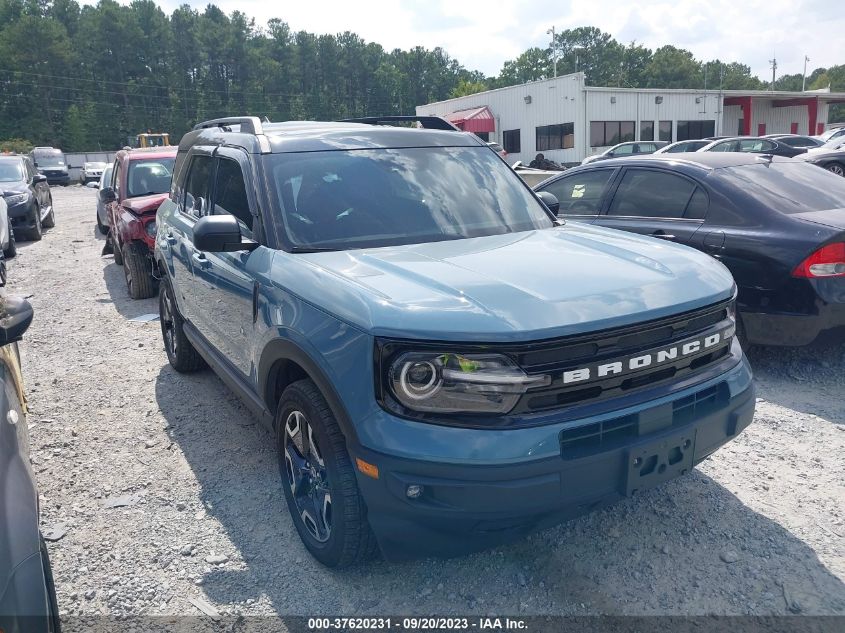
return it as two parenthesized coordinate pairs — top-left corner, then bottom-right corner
(0, 295), (34, 345)
(99, 187), (116, 203)
(536, 191), (560, 214)
(32, 174), (47, 184)
(193, 215), (258, 253)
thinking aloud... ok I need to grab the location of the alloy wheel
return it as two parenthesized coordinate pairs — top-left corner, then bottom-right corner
(827, 163), (845, 177)
(283, 410), (332, 543)
(160, 287), (177, 357)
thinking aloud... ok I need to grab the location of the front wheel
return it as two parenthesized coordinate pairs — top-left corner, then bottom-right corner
(28, 202), (43, 241)
(42, 194), (55, 228)
(277, 379), (378, 567)
(122, 242), (157, 299)
(3, 229), (16, 258)
(825, 162), (845, 177)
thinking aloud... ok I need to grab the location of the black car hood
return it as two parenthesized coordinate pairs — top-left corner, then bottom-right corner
(1, 181), (28, 196)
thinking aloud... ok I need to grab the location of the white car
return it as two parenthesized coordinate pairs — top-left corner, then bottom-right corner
(80, 161), (107, 184)
(816, 127), (845, 143)
(0, 197), (13, 258)
(805, 136), (845, 154)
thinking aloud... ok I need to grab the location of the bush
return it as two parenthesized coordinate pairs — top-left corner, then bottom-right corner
(0, 138), (34, 154)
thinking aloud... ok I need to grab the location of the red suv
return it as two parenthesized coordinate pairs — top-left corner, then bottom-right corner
(100, 147), (176, 298)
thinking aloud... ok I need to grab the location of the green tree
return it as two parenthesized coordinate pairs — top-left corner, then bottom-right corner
(644, 45), (702, 88)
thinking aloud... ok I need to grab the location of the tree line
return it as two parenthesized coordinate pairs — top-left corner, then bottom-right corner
(0, 2), (842, 152)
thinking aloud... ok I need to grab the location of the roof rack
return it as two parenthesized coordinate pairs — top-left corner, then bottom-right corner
(339, 116), (459, 131)
(193, 116), (264, 135)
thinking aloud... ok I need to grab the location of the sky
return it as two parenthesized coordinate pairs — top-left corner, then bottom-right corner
(98, 0), (843, 81)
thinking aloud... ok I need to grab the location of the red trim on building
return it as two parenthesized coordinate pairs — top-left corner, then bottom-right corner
(757, 123), (766, 135)
(818, 122), (825, 135)
(444, 106), (496, 133)
(725, 96), (753, 135)
(808, 98), (819, 139)
(790, 122), (798, 134)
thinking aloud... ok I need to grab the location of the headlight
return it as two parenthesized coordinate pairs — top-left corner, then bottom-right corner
(144, 221), (157, 237)
(4, 193), (29, 205)
(386, 351), (549, 415)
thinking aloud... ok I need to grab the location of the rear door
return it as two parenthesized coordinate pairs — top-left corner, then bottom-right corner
(597, 167), (708, 244)
(535, 168), (618, 224)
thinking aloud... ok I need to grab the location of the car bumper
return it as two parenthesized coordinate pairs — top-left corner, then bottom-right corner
(353, 354), (754, 560)
(6, 199), (36, 231)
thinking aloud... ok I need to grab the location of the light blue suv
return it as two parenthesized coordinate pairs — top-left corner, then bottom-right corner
(155, 116), (755, 567)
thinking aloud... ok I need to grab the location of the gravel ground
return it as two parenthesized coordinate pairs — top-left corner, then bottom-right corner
(8, 187), (845, 624)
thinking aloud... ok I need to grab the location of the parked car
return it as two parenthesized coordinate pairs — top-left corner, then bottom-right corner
(655, 140), (710, 153)
(582, 141), (668, 164)
(80, 161), (107, 185)
(798, 150), (845, 176)
(486, 141), (507, 159)
(762, 133), (824, 148)
(697, 136), (806, 157)
(805, 136), (845, 154)
(816, 127), (845, 143)
(534, 153), (845, 347)
(155, 116), (753, 566)
(0, 155), (54, 242)
(0, 197), (13, 258)
(94, 164), (114, 235)
(29, 147), (69, 186)
(100, 147), (177, 299)
(0, 290), (61, 632)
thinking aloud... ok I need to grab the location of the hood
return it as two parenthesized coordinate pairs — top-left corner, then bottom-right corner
(122, 193), (168, 215)
(1, 181), (28, 196)
(273, 225), (735, 342)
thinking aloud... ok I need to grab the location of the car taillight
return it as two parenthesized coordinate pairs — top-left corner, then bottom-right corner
(792, 242), (845, 278)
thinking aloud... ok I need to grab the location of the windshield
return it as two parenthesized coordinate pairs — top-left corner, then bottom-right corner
(717, 162), (845, 214)
(269, 146), (554, 250)
(35, 152), (65, 167)
(0, 160), (24, 183)
(127, 158), (175, 198)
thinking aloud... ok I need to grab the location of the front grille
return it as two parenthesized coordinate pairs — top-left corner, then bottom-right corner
(559, 383), (728, 459)
(511, 300), (734, 414)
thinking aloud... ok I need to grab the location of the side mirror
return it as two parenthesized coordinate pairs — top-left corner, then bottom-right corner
(99, 187), (116, 203)
(536, 191), (560, 215)
(0, 295), (34, 345)
(193, 215), (258, 253)
(32, 174), (47, 184)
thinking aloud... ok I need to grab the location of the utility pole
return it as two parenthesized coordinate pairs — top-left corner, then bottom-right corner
(769, 55), (777, 90)
(802, 55), (810, 91)
(546, 26), (557, 77)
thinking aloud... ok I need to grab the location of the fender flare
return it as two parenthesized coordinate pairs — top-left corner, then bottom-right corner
(258, 338), (359, 444)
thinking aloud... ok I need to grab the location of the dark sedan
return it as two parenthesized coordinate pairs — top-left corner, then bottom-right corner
(0, 156), (55, 241)
(800, 150), (845, 177)
(762, 133), (824, 148)
(534, 153), (845, 346)
(0, 292), (61, 632)
(698, 136), (807, 157)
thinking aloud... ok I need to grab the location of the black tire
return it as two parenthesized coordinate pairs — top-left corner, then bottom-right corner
(736, 313), (750, 352)
(4, 229), (16, 258)
(28, 202), (43, 241)
(40, 536), (61, 633)
(277, 379), (378, 568)
(112, 235), (124, 265)
(825, 162), (845, 177)
(159, 278), (205, 372)
(96, 211), (108, 235)
(42, 194), (55, 228)
(122, 241), (157, 299)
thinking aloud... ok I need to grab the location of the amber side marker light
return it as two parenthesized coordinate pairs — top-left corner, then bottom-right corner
(356, 458), (379, 479)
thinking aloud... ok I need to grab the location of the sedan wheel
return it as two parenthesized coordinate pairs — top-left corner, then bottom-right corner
(826, 162), (845, 177)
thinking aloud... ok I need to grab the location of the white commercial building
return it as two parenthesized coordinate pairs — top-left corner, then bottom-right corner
(416, 73), (845, 164)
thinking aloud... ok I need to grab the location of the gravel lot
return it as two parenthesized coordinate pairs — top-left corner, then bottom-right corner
(8, 186), (845, 624)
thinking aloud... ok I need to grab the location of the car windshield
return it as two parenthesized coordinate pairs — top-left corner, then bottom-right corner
(127, 158), (175, 197)
(717, 162), (845, 214)
(268, 146), (554, 250)
(36, 153), (65, 167)
(0, 160), (24, 182)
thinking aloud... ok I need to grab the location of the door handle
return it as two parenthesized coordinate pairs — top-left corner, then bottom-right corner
(192, 251), (211, 269)
(651, 231), (676, 241)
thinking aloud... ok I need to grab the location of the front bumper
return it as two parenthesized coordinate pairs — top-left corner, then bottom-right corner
(42, 173), (68, 185)
(6, 199), (36, 232)
(354, 352), (754, 560)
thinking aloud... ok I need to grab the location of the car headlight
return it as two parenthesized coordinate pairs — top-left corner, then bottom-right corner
(145, 221), (157, 237)
(4, 193), (29, 205)
(384, 350), (549, 415)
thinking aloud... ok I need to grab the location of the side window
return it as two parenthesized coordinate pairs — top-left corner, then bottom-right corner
(637, 143), (657, 153)
(112, 159), (121, 195)
(684, 187), (709, 220)
(183, 155), (213, 218)
(608, 169), (697, 219)
(541, 170), (615, 216)
(613, 144), (634, 155)
(212, 158), (253, 236)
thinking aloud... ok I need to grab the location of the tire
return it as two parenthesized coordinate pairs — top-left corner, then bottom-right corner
(40, 536), (62, 633)
(825, 162), (845, 177)
(28, 202), (43, 241)
(111, 235), (124, 265)
(122, 241), (157, 299)
(736, 313), (750, 352)
(96, 210), (108, 235)
(159, 278), (205, 372)
(277, 379), (378, 567)
(3, 229), (16, 258)
(42, 194), (55, 228)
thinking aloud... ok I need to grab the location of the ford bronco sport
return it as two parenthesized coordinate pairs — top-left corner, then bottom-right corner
(155, 116), (755, 567)
(100, 147), (177, 299)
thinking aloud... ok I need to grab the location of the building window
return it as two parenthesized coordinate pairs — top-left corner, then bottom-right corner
(640, 121), (654, 141)
(503, 129), (521, 154)
(677, 120), (715, 141)
(659, 120), (672, 142)
(589, 121), (635, 147)
(536, 123), (575, 151)
(474, 132), (490, 142)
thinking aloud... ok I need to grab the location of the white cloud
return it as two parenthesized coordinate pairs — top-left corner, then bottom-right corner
(89, 0), (844, 81)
